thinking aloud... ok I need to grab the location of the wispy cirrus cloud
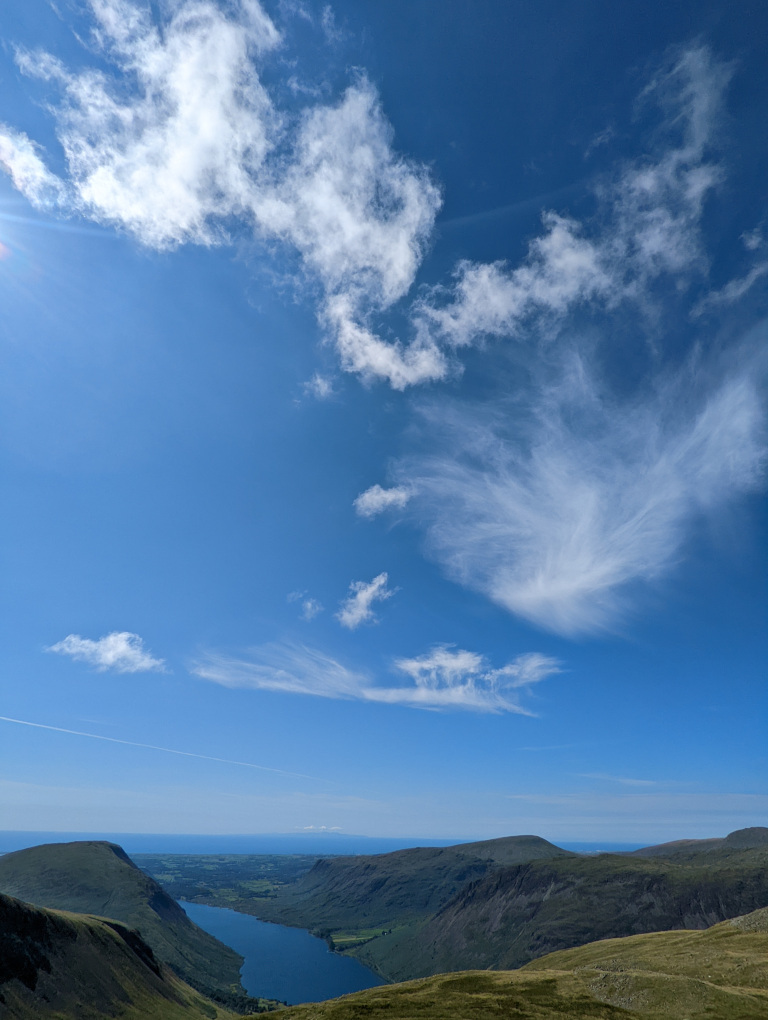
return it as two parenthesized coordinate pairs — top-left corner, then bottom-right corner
(287, 590), (324, 620)
(47, 631), (167, 673)
(577, 772), (657, 787)
(353, 484), (412, 518)
(336, 572), (395, 628)
(192, 643), (560, 713)
(396, 356), (766, 635)
(413, 46), (728, 351)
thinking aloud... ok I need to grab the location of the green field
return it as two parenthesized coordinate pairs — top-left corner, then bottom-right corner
(134, 853), (320, 914)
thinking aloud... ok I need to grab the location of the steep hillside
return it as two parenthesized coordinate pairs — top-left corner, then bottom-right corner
(0, 841), (243, 1001)
(384, 845), (768, 980)
(257, 834), (573, 932)
(278, 906), (768, 1020)
(0, 891), (238, 1020)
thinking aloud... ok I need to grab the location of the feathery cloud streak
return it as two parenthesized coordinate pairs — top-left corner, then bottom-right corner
(414, 46), (729, 349)
(192, 643), (560, 713)
(47, 631), (167, 672)
(395, 358), (765, 635)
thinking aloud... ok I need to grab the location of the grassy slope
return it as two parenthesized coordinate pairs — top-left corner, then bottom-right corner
(0, 841), (244, 1000)
(133, 853), (319, 913)
(277, 907), (768, 1020)
(629, 825), (768, 858)
(0, 891), (238, 1020)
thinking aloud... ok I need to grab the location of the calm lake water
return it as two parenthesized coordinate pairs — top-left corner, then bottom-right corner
(181, 901), (385, 1005)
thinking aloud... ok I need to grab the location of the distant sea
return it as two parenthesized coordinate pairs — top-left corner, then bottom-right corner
(0, 831), (646, 855)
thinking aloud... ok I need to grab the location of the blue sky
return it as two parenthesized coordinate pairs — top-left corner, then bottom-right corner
(0, 0), (765, 843)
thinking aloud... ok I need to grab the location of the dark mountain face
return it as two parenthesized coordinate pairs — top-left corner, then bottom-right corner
(0, 841), (243, 998)
(0, 891), (236, 1020)
(409, 848), (768, 976)
(256, 834), (575, 932)
(243, 830), (768, 983)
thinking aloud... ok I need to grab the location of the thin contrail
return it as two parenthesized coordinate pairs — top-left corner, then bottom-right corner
(0, 715), (323, 781)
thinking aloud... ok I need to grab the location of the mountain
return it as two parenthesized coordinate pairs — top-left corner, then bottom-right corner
(0, 841), (244, 1003)
(255, 834), (574, 933)
(277, 906), (768, 1020)
(630, 825), (768, 857)
(390, 843), (768, 979)
(250, 830), (768, 982)
(0, 890), (238, 1019)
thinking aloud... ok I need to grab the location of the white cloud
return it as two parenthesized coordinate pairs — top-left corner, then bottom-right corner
(336, 571), (395, 628)
(304, 373), (334, 399)
(0, 126), (68, 209)
(414, 46), (727, 352)
(354, 483), (412, 518)
(1, 13), (735, 394)
(393, 647), (560, 712)
(577, 773), (657, 787)
(192, 642), (558, 713)
(0, 3), (444, 387)
(399, 358), (766, 635)
(10, 0), (281, 249)
(288, 590), (324, 620)
(742, 228), (763, 252)
(693, 262), (768, 314)
(47, 631), (167, 673)
(301, 597), (323, 620)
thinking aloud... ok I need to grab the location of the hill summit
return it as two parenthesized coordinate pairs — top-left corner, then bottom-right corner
(0, 840), (243, 1000)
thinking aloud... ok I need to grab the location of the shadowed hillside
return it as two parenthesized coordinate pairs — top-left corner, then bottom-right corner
(278, 906), (768, 1020)
(0, 891), (238, 1020)
(0, 841), (244, 1002)
(256, 834), (574, 931)
(355, 842), (768, 980)
(241, 829), (768, 982)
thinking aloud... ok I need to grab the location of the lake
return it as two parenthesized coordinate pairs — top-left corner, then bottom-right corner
(181, 901), (385, 1005)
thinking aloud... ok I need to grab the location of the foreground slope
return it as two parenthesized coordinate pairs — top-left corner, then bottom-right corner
(0, 841), (243, 999)
(0, 891), (237, 1020)
(279, 907), (768, 1020)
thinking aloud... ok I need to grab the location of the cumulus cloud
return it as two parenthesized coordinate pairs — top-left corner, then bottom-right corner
(398, 358), (766, 635)
(353, 483), (412, 517)
(7, 0), (281, 248)
(0, 0), (444, 387)
(336, 572), (395, 628)
(0, 11), (737, 393)
(193, 642), (559, 713)
(47, 631), (167, 673)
